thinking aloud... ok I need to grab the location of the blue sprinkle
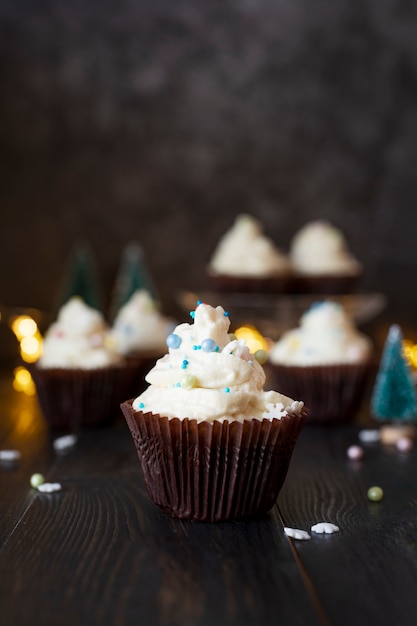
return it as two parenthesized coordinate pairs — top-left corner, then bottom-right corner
(181, 359), (189, 369)
(190, 310), (195, 319)
(192, 345), (201, 350)
(224, 311), (229, 317)
(197, 300), (202, 306)
(176, 382), (181, 387)
(215, 346), (220, 352)
(166, 333), (182, 349)
(138, 402), (145, 409)
(224, 387), (230, 393)
(201, 338), (218, 352)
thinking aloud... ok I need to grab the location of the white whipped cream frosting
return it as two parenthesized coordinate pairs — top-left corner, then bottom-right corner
(290, 220), (361, 275)
(38, 297), (123, 369)
(269, 300), (372, 366)
(111, 290), (175, 355)
(133, 303), (304, 423)
(209, 214), (291, 277)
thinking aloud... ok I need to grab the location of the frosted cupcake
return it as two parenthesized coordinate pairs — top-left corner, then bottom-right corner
(121, 302), (308, 522)
(110, 289), (176, 392)
(289, 220), (362, 294)
(266, 300), (373, 425)
(30, 297), (137, 431)
(207, 214), (292, 292)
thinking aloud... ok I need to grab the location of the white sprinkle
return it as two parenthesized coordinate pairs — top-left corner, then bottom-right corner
(37, 482), (62, 493)
(397, 436), (413, 452)
(347, 445), (364, 460)
(284, 527), (311, 540)
(53, 434), (77, 452)
(0, 449), (21, 463)
(311, 522), (340, 534)
(262, 402), (285, 420)
(358, 429), (380, 443)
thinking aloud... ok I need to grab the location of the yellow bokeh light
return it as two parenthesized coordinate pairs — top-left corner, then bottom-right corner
(234, 325), (268, 354)
(20, 333), (43, 363)
(10, 314), (44, 362)
(10, 315), (38, 340)
(13, 367), (36, 395)
(403, 340), (417, 370)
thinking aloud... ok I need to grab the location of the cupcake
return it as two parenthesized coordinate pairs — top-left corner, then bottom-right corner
(110, 289), (176, 393)
(289, 220), (362, 294)
(121, 302), (308, 522)
(266, 300), (373, 425)
(29, 296), (137, 431)
(207, 214), (292, 293)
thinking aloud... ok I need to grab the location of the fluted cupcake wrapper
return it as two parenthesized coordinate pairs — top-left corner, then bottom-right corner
(121, 400), (308, 522)
(29, 362), (139, 431)
(206, 270), (292, 294)
(265, 361), (374, 425)
(287, 271), (362, 295)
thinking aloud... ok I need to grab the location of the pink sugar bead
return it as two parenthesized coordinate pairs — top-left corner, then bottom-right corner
(347, 445), (364, 460)
(396, 437), (413, 452)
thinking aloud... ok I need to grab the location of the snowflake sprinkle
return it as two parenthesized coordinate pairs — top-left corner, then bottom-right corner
(284, 527), (311, 541)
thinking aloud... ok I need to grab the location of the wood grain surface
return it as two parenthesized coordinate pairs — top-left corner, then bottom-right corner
(1, 373), (417, 626)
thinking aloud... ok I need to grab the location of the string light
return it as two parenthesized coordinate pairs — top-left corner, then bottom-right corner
(403, 339), (417, 371)
(234, 325), (270, 354)
(12, 366), (36, 395)
(9, 315), (43, 363)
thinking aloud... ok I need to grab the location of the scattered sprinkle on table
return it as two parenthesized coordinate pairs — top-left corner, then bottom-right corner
(284, 527), (311, 540)
(311, 522), (340, 534)
(347, 445), (364, 460)
(53, 434), (77, 452)
(396, 436), (413, 452)
(367, 486), (383, 502)
(358, 429), (380, 443)
(37, 482), (62, 493)
(0, 449), (21, 464)
(30, 473), (45, 489)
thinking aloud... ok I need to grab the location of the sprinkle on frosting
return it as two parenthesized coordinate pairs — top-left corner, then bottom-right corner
(132, 302), (304, 423)
(111, 290), (175, 355)
(39, 297), (123, 369)
(269, 300), (372, 366)
(166, 333), (181, 349)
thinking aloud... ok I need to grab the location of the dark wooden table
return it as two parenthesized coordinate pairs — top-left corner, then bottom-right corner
(1, 371), (417, 626)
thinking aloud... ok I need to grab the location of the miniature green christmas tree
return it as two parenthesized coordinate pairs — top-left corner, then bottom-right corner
(371, 324), (417, 424)
(55, 243), (103, 313)
(108, 243), (158, 322)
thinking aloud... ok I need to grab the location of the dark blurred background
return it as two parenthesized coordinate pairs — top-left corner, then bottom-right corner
(1, 0), (417, 364)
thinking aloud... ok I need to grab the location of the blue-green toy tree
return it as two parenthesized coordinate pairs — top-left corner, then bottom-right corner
(109, 243), (158, 322)
(371, 324), (417, 423)
(55, 243), (103, 313)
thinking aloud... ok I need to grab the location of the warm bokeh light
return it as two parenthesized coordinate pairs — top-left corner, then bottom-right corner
(403, 339), (417, 370)
(12, 366), (36, 395)
(11, 316), (38, 340)
(234, 325), (269, 354)
(9, 314), (43, 362)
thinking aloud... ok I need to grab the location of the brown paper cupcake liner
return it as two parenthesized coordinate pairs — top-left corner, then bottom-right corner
(265, 361), (373, 425)
(29, 362), (139, 431)
(287, 271), (362, 295)
(206, 271), (292, 294)
(121, 400), (308, 522)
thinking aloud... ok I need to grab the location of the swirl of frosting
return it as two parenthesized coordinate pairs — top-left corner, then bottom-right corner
(268, 300), (372, 366)
(208, 214), (290, 277)
(111, 290), (175, 355)
(133, 302), (304, 423)
(38, 297), (122, 369)
(290, 220), (361, 275)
